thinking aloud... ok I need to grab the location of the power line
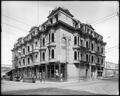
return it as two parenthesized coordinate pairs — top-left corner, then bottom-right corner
(92, 14), (116, 25)
(2, 14), (32, 27)
(2, 22), (27, 32)
(90, 13), (115, 24)
(105, 45), (118, 50)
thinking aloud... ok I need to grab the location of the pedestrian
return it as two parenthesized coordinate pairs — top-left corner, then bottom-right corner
(60, 73), (63, 82)
(39, 72), (42, 82)
(55, 70), (59, 80)
(42, 71), (45, 83)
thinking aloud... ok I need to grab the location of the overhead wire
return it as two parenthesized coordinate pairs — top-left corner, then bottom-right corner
(2, 14), (32, 27)
(92, 14), (116, 25)
(106, 45), (118, 50)
(90, 8), (118, 26)
(2, 22), (27, 32)
(90, 13), (115, 24)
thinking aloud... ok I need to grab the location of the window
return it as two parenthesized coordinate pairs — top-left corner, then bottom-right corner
(19, 61), (21, 66)
(51, 33), (54, 42)
(87, 29), (89, 33)
(101, 48), (103, 53)
(49, 34), (50, 43)
(43, 38), (45, 46)
(81, 54), (82, 61)
(78, 51), (79, 60)
(35, 55), (37, 58)
(91, 56), (94, 63)
(50, 19), (53, 24)
(28, 58), (30, 64)
(43, 52), (45, 61)
(74, 51), (77, 60)
(35, 41), (38, 46)
(51, 49), (54, 59)
(78, 37), (79, 45)
(80, 39), (83, 46)
(86, 54), (89, 62)
(86, 41), (89, 48)
(98, 57), (99, 63)
(55, 14), (58, 21)
(91, 43), (94, 51)
(97, 46), (99, 52)
(74, 36), (77, 45)
(23, 48), (25, 54)
(28, 46), (30, 52)
(23, 59), (25, 65)
(101, 58), (103, 64)
(49, 49), (50, 59)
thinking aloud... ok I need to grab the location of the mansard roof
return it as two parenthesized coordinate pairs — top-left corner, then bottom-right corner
(47, 7), (74, 18)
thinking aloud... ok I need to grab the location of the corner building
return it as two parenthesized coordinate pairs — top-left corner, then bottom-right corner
(11, 7), (106, 82)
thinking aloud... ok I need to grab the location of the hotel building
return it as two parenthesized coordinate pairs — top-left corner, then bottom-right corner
(11, 7), (106, 81)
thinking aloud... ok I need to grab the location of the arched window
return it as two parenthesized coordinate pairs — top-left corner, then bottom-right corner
(51, 49), (54, 59)
(43, 52), (45, 61)
(78, 51), (79, 60)
(23, 59), (25, 65)
(101, 58), (103, 64)
(74, 36), (77, 45)
(81, 54), (82, 61)
(74, 51), (77, 60)
(86, 41), (89, 48)
(35, 54), (37, 58)
(43, 38), (45, 46)
(91, 56), (94, 63)
(28, 58), (30, 64)
(97, 46), (99, 52)
(28, 46), (30, 52)
(91, 43), (94, 50)
(86, 54), (89, 62)
(101, 48), (103, 53)
(49, 49), (50, 59)
(78, 37), (79, 45)
(23, 48), (25, 54)
(49, 34), (50, 43)
(19, 61), (21, 66)
(98, 57), (99, 63)
(51, 33), (54, 42)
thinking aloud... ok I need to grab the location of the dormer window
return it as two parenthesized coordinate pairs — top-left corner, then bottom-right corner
(55, 14), (58, 21)
(50, 18), (53, 24)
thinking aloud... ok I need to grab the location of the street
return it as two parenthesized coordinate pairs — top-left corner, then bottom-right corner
(1, 77), (119, 95)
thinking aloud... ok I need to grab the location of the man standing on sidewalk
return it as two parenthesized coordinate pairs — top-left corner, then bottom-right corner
(42, 71), (45, 83)
(39, 72), (42, 83)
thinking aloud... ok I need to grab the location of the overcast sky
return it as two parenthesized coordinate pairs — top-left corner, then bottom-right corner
(1, 1), (119, 67)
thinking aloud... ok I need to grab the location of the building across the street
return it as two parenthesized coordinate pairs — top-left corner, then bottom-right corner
(10, 7), (106, 82)
(103, 61), (119, 77)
